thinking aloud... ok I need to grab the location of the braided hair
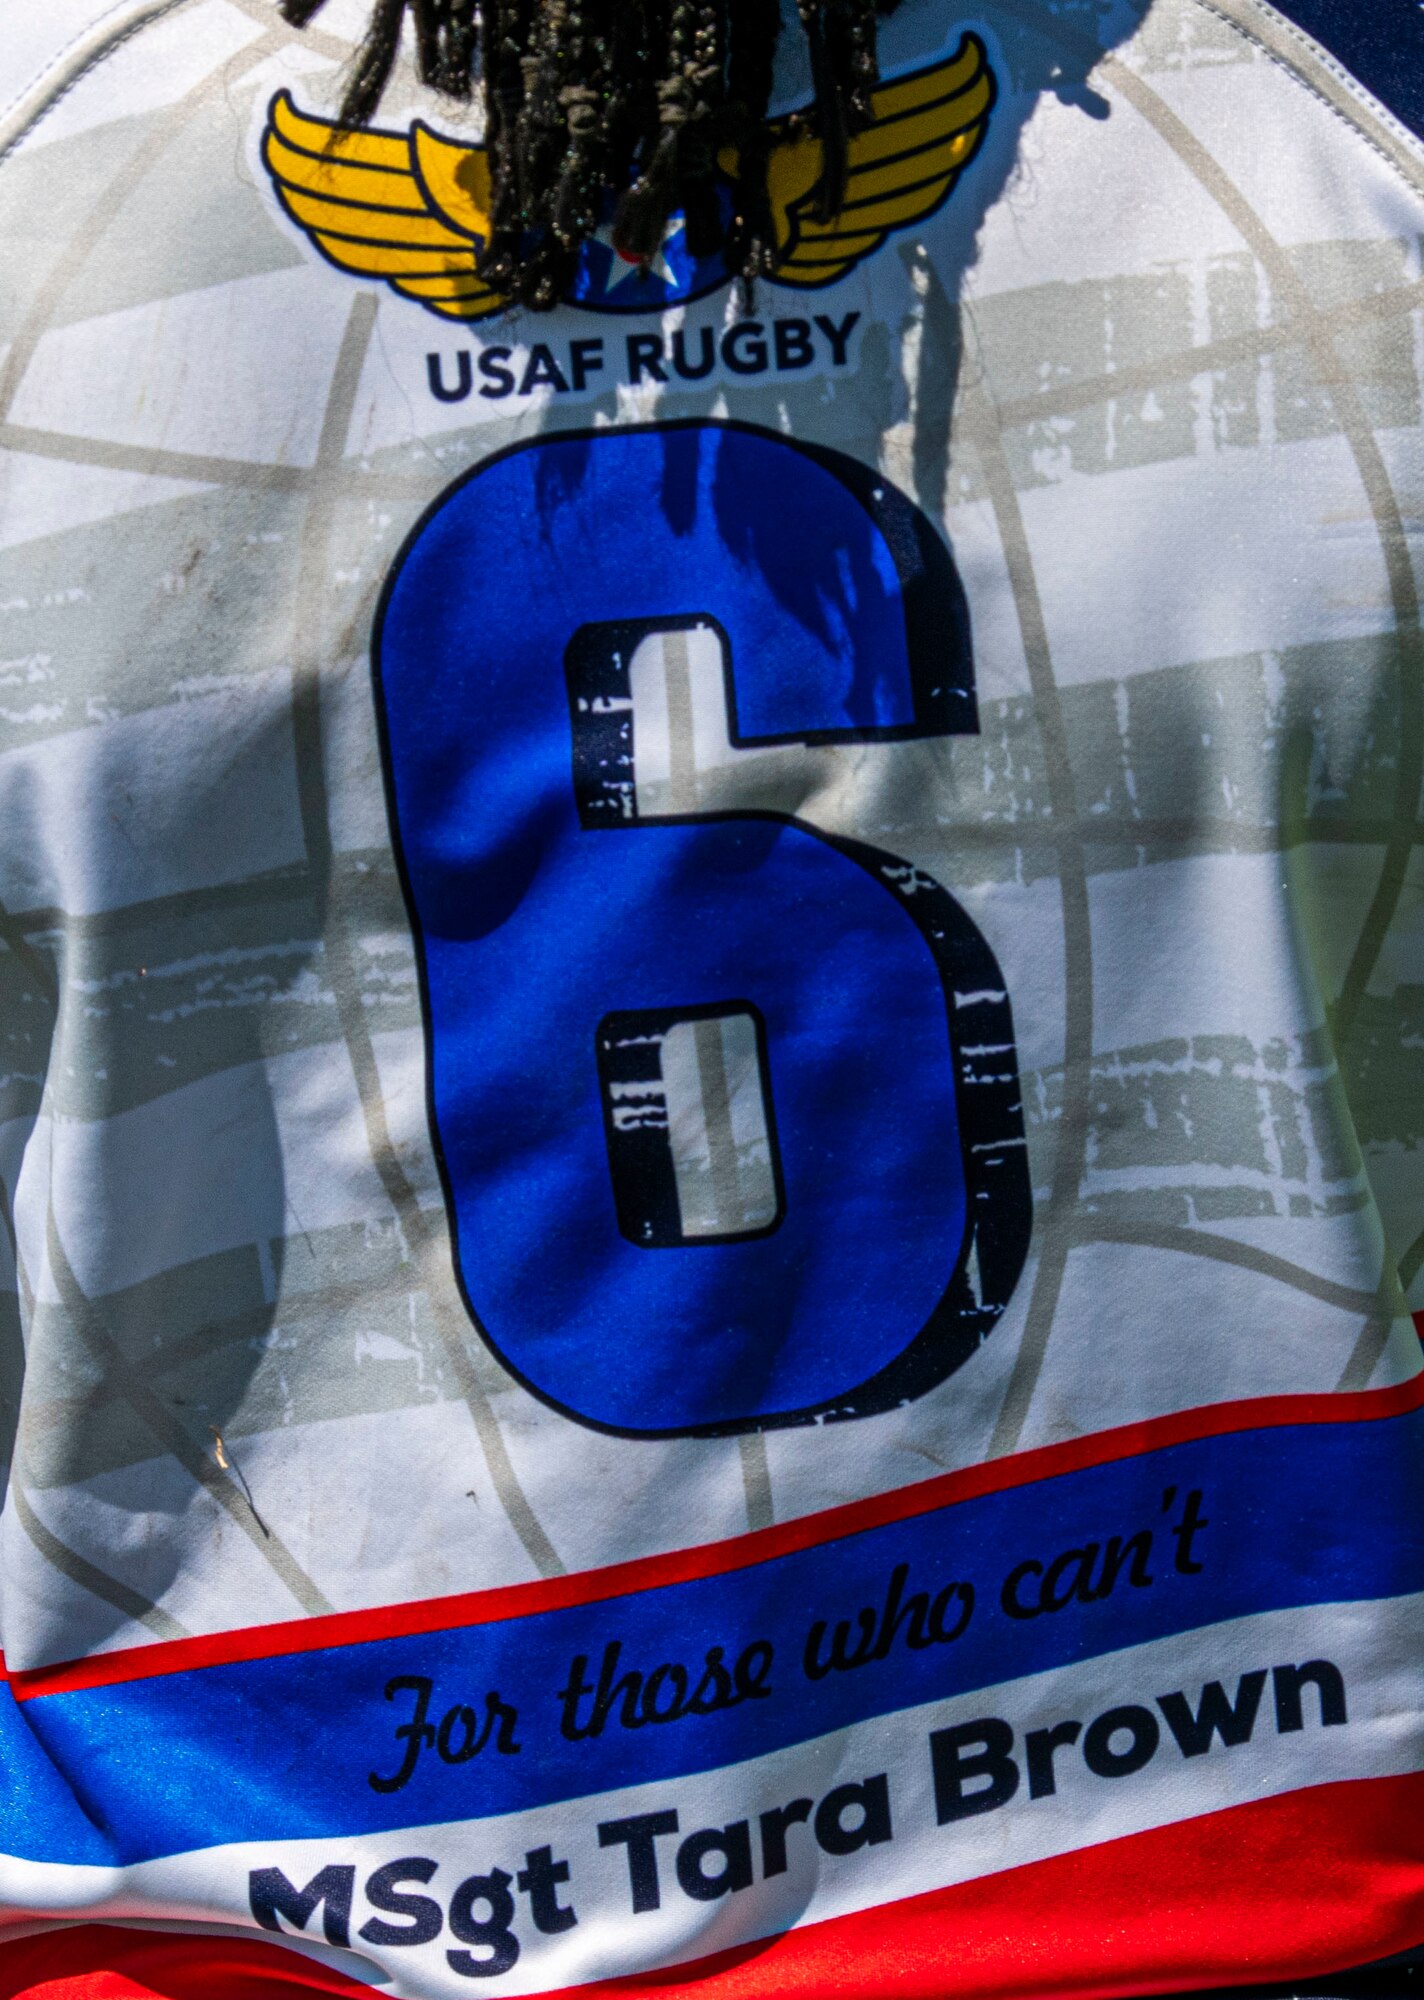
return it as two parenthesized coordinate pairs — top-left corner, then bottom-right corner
(279, 0), (902, 306)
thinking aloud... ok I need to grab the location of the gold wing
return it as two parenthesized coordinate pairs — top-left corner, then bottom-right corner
(750, 34), (995, 289)
(261, 90), (508, 321)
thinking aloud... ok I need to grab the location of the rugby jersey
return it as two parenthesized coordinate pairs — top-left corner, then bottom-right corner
(0, 1), (1421, 1995)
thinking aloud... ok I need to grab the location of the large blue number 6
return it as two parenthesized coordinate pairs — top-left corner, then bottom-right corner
(373, 421), (1030, 1437)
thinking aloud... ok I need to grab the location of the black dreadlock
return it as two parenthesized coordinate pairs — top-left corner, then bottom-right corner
(278, 0), (901, 307)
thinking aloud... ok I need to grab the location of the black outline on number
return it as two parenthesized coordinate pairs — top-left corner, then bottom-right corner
(595, 998), (787, 1250)
(370, 417), (1033, 1440)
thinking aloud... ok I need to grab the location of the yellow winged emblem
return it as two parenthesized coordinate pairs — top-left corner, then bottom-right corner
(731, 33), (995, 289)
(263, 92), (506, 320)
(261, 33), (993, 320)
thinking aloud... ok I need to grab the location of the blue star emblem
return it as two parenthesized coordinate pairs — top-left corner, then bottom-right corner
(569, 194), (736, 313)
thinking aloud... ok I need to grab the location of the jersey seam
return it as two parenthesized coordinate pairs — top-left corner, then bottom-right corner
(1185, 0), (1424, 203)
(0, 0), (191, 167)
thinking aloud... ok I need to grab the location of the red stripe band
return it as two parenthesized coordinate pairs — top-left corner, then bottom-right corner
(4, 1374), (1421, 1704)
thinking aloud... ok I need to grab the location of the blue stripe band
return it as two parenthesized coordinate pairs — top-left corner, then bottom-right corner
(4, 1403), (1423, 1867)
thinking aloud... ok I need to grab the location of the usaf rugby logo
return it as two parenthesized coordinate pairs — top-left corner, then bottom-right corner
(261, 33), (994, 318)
(264, 33), (1031, 1440)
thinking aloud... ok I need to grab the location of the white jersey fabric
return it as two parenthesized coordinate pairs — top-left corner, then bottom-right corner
(0, 1), (1421, 1994)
